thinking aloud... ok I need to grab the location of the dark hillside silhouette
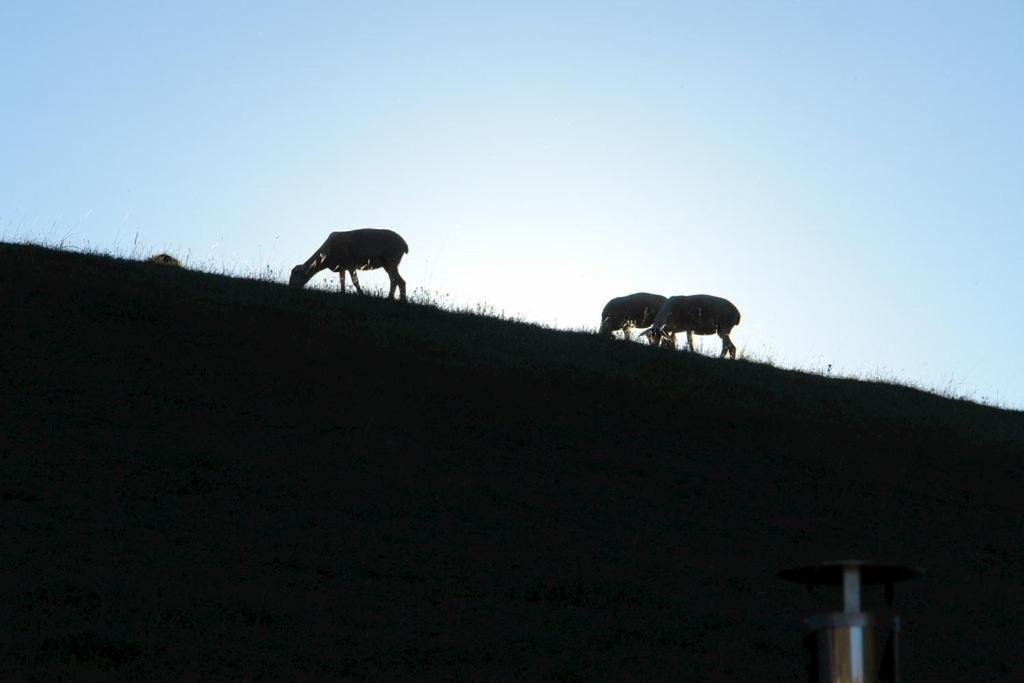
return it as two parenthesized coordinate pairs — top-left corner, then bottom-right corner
(2, 243), (1022, 680)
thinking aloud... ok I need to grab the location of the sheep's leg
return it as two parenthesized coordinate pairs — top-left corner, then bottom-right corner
(623, 326), (632, 342)
(686, 331), (695, 352)
(720, 333), (737, 359)
(349, 270), (364, 295)
(384, 264), (406, 301)
(665, 332), (676, 349)
(338, 271), (347, 294)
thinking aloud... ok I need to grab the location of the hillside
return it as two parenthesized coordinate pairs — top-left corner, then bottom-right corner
(2, 242), (1022, 680)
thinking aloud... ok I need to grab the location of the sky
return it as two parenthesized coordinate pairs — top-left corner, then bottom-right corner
(3, 1), (1023, 408)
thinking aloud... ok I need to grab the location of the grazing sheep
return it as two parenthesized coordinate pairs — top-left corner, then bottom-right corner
(289, 229), (409, 301)
(599, 292), (674, 344)
(640, 294), (741, 359)
(147, 253), (181, 267)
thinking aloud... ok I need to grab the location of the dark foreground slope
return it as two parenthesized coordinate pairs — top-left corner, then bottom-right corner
(2, 243), (1022, 680)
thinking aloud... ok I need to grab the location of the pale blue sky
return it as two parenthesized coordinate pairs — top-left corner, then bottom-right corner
(3, 1), (1022, 407)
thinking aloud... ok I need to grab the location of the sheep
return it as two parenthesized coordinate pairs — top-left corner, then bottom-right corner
(639, 294), (741, 359)
(289, 229), (409, 301)
(147, 253), (181, 266)
(598, 292), (674, 345)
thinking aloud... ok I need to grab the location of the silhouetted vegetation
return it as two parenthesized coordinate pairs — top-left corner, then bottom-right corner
(2, 242), (1022, 680)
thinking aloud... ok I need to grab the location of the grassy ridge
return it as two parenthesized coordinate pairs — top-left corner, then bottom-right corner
(2, 242), (1022, 680)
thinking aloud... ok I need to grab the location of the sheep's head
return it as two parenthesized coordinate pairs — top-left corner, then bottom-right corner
(639, 327), (666, 346)
(289, 264), (313, 288)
